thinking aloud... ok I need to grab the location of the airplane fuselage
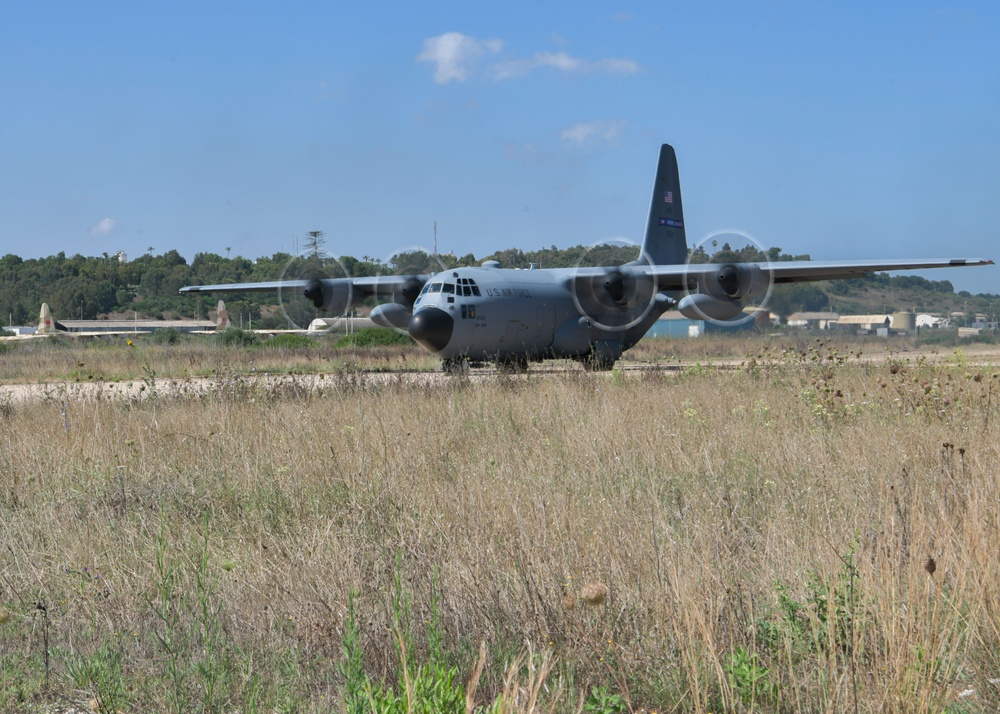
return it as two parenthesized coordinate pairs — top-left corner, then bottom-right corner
(407, 264), (667, 367)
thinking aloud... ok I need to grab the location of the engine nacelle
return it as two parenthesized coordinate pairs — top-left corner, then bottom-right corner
(303, 279), (352, 313)
(370, 303), (413, 330)
(395, 277), (424, 309)
(677, 293), (743, 321)
(680, 263), (770, 320)
(702, 264), (769, 302)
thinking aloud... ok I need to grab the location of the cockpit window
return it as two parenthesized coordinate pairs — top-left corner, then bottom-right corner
(442, 283), (455, 294)
(454, 277), (481, 297)
(419, 284), (430, 295)
(428, 282), (443, 293)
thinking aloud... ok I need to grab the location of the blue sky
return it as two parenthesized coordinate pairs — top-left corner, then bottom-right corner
(2, 1), (997, 293)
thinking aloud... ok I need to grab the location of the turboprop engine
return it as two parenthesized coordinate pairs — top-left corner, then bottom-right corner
(572, 266), (658, 330)
(369, 303), (412, 330)
(368, 276), (425, 331)
(303, 279), (352, 313)
(677, 264), (770, 321)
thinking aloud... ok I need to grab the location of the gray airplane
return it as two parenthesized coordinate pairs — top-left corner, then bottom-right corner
(180, 144), (993, 371)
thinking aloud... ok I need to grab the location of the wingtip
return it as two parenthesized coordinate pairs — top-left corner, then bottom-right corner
(949, 258), (995, 266)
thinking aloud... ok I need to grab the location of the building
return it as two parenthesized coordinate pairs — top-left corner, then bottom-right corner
(58, 318), (215, 335)
(786, 312), (841, 329)
(645, 312), (704, 338)
(831, 315), (893, 334)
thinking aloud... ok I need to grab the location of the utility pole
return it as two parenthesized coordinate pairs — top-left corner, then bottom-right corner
(433, 221), (438, 255)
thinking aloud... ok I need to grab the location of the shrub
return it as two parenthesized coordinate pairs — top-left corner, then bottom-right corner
(216, 327), (261, 347)
(335, 327), (412, 348)
(263, 333), (315, 350)
(150, 327), (184, 345)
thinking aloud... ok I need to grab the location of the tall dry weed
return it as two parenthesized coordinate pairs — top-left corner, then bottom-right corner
(0, 347), (998, 711)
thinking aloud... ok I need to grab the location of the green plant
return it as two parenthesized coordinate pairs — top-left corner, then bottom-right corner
(366, 659), (466, 713)
(335, 327), (412, 348)
(338, 592), (367, 714)
(147, 517), (234, 712)
(190, 515), (231, 711)
(263, 332), (315, 349)
(218, 327), (261, 347)
(723, 647), (775, 708)
(63, 639), (129, 713)
(151, 327), (184, 345)
(149, 528), (191, 713)
(337, 569), (468, 713)
(757, 544), (861, 661)
(583, 684), (628, 713)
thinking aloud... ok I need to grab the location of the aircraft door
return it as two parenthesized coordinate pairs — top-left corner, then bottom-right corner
(535, 305), (555, 347)
(500, 320), (521, 351)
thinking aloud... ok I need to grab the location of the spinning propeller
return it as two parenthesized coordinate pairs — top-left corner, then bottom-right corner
(277, 251), (354, 331)
(370, 248), (445, 335)
(677, 231), (776, 326)
(570, 239), (659, 331)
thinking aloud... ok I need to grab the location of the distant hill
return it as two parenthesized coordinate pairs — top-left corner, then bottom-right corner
(772, 273), (997, 325)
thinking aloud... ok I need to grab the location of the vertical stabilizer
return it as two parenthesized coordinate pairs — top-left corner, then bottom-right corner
(640, 144), (688, 266)
(215, 300), (229, 331)
(38, 303), (55, 334)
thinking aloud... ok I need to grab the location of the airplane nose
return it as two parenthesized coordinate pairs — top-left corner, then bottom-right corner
(408, 307), (453, 353)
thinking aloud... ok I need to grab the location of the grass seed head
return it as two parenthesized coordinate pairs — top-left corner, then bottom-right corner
(925, 556), (937, 576)
(580, 581), (608, 606)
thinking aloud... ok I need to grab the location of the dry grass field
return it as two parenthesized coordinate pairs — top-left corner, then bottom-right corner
(1, 335), (999, 712)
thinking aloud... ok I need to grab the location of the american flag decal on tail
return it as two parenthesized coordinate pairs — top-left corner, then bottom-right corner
(664, 190), (673, 204)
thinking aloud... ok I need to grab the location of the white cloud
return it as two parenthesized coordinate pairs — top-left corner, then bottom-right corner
(89, 218), (117, 236)
(490, 51), (639, 80)
(417, 32), (502, 84)
(561, 120), (628, 146)
(418, 32), (640, 83)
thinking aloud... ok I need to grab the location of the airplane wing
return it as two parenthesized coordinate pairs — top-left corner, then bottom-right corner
(635, 257), (994, 321)
(648, 257), (995, 291)
(178, 275), (433, 314)
(178, 275), (430, 296)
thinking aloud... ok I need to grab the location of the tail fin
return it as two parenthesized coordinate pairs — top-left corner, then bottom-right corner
(38, 303), (55, 334)
(640, 144), (688, 266)
(215, 300), (229, 331)
(38, 303), (68, 334)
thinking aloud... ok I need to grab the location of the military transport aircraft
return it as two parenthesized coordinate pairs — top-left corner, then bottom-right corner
(179, 144), (993, 371)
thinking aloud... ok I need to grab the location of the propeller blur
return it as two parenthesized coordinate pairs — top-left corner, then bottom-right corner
(179, 144), (994, 372)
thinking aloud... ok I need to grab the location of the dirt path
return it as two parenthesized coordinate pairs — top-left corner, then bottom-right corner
(2, 346), (998, 405)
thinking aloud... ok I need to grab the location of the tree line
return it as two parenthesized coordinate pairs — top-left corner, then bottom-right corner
(0, 243), (994, 328)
